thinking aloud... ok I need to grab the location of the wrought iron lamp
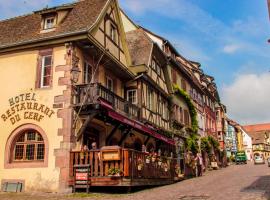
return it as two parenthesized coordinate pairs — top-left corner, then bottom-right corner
(71, 65), (81, 84)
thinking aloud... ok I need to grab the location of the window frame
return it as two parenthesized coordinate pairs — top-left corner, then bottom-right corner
(83, 61), (92, 84)
(40, 55), (52, 88)
(4, 124), (48, 169)
(127, 89), (137, 104)
(13, 130), (45, 162)
(110, 23), (117, 42)
(44, 16), (55, 30)
(106, 76), (114, 92)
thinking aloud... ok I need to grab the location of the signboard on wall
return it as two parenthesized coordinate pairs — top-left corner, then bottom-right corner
(1, 92), (55, 125)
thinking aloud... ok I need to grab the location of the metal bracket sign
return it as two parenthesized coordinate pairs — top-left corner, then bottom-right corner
(73, 164), (90, 193)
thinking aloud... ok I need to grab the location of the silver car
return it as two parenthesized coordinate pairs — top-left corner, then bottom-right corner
(254, 156), (265, 164)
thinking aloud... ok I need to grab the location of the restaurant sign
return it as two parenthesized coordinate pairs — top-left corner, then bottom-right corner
(1, 93), (55, 125)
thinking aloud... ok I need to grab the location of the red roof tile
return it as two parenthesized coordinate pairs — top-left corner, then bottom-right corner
(0, 0), (108, 49)
(242, 123), (270, 133)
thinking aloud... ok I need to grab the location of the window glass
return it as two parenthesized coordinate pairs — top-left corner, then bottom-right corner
(44, 17), (55, 29)
(106, 77), (114, 92)
(83, 62), (92, 83)
(127, 89), (137, 104)
(110, 23), (117, 42)
(13, 130), (45, 162)
(41, 55), (52, 88)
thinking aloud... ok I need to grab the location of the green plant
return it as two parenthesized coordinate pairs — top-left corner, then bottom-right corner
(186, 133), (199, 154)
(172, 120), (184, 130)
(201, 137), (211, 154)
(173, 85), (199, 133)
(108, 168), (122, 176)
(208, 136), (220, 150)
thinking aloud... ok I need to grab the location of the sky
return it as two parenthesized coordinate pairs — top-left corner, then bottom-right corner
(0, 0), (270, 125)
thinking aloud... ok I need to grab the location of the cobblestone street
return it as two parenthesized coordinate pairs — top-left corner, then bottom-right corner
(1, 162), (270, 200)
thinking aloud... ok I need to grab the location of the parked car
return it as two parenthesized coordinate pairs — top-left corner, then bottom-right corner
(235, 151), (247, 164)
(254, 156), (265, 165)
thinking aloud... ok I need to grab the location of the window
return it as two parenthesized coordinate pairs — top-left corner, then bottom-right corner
(171, 68), (177, 84)
(13, 130), (45, 162)
(127, 89), (137, 104)
(106, 76), (114, 92)
(110, 23), (117, 42)
(44, 17), (55, 30)
(184, 109), (190, 125)
(156, 63), (161, 76)
(181, 79), (187, 91)
(147, 88), (154, 110)
(83, 62), (92, 83)
(151, 59), (157, 71)
(40, 55), (52, 88)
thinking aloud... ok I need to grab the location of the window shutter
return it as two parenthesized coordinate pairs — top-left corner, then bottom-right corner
(49, 54), (53, 87)
(35, 55), (42, 88)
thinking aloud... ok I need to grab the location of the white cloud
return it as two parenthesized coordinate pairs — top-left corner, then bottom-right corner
(223, 44), (242, 54)
(221, 73), (270, 125)
(121, 0), (270, 58)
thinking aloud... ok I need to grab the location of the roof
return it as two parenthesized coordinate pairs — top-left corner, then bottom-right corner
(242, 123), (270, 133)
(242, 123), (270, 144)
(0, 0), (109, 49)
(126, 28), (153, 66)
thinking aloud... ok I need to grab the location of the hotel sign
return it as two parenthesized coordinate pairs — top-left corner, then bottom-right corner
(1, 93), (55, 125)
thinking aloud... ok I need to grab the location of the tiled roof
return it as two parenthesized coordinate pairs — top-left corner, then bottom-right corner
(242, 123), (270, 144)
(243, 123), (270, 133)
(126, 28), (153, 66)
(0, 0), (108, 49)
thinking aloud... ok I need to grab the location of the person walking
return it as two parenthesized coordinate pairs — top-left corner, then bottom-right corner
(196, 153), (203, 176)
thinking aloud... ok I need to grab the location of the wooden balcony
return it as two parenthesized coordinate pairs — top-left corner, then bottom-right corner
(74, 83), (140, 120)
(70, 148), (179, 188)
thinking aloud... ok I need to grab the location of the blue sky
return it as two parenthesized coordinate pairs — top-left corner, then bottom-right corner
(0, 0), (270, 124)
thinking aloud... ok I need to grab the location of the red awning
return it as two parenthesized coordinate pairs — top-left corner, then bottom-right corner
(107, 110), (175, 146)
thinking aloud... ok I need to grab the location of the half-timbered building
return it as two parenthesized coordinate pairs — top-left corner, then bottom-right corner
(0, 0), (180, 193)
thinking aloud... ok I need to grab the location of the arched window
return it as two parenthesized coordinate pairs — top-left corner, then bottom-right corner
(13, 129), (45, 162)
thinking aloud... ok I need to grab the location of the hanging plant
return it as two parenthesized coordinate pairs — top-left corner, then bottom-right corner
(201, 137), (211, 154)
(173, 85), (199, 134)
(208, 136), (220, 150)
(186, 133), (199, 154)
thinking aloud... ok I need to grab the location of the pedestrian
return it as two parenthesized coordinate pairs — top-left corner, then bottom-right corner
(196, 153), (203, 176)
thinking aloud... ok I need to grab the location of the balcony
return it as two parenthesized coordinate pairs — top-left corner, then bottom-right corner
(74, 83), (140, 119)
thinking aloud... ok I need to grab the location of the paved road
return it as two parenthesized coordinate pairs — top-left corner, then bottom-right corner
(1, 162), (270, 200)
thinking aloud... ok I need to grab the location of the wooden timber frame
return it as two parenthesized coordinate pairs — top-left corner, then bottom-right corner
(71, 82), (182, 188)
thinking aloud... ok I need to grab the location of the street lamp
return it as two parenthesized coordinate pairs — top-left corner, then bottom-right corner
(71, 65), (81, 84)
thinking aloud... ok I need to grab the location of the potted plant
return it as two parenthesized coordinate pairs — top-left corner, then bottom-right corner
(163, 162), (169, 172)
(137, 158), (144, 171)
(145, 154), (151, 164)
(157, 157), (162, 166)
(108, 168), (122, 176)
(152, 153), (157, 162)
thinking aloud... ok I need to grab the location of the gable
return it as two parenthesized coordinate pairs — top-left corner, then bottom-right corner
(91, 0), (131, 67)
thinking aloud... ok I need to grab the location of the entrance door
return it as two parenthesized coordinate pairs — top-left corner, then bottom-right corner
(83, 127), (99, 150)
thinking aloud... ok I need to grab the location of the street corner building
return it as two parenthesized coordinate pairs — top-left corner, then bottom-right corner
(0, 0), (227, 193)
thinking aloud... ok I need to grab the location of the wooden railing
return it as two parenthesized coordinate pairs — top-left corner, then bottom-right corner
(74, 83), (140, 119)
(70, 149), (177, 180)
